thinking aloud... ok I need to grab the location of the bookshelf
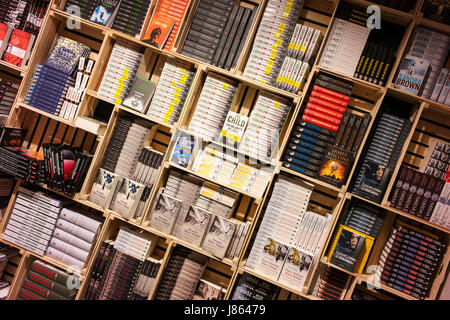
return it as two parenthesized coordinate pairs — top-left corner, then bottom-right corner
(0, 0), (449, 301)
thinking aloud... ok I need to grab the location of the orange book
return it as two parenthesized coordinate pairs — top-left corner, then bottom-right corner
(143, 12), (176, 49)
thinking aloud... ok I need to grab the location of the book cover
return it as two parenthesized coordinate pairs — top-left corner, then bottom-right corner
(122, 77), (157, 113)
(201, 215), (237, 259)
(143, 13), (176, 49)
(192, 279), (226, 300)
(90, 0), (121, 27)
(149, 193), (182, 235)
(394, 56), (431, 95)
(278, 247), (314, 290)
(178, 205), (211, 247)
(357, 160), (392, 201)
(0, 127), (25, 147)
(254, 237), (289, 281)
(3, 29), (31, 67)
(423, 0), (450, 24)
(169, 130), (197, 169)
(219, 111), (249, 147)
(329, 226), (366, 272)
(110, 177), (145, 220)
(318, 146), (355, 187)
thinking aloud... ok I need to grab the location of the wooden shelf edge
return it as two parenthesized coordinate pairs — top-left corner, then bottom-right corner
(280, 166), (343, 193)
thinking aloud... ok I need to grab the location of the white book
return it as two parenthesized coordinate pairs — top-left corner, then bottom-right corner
(88, 168), (119, 208)
(278, 247), (314, 290)
(60, 208), (102, 233)
(254, 237), (289, 281)
(52, 228), (93, 252)
(49, 237), (90, 262)
(110, 177), (145, 220)
(178, 205), (211, 247)
(45, 246), (84, 270)
(201, 215), (236, 259)
(149, 193), (182, 235)
(56, 219), (96, 243)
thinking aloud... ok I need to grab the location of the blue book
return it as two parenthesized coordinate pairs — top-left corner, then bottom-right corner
(169, 131), (198, 169)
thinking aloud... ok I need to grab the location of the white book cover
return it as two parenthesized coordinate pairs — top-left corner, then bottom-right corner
(254, 237), (289, 281)
(179, 205), (211, 247)
(110, 177), (145, 220)
(149, 193), (182, 235)
(278, 247), (314, 290)
(201, 215), (237, 259)
(89, 168), (119, 208)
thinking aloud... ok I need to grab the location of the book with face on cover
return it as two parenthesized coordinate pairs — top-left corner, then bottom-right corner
(149, 192), (182, 235)
(192, 279), (226, 300)
(143, 12), (176, 49)
(329, 225), (366, 272)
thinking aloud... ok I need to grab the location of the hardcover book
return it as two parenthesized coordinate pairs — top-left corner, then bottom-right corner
(201, 215), (237, 259)
(278, 247), (314, 290)
(143, 13), (176, 49)
(178, 205), (211, 247)
(169, 130), (198, 169)
(254, 237), (289, 281)
(90, 0), (121, 27)
(395, 56), (431, 95)
(122, 77), (157, 113)
(149, 193), (182, 235)
(329, 226), (366, 272)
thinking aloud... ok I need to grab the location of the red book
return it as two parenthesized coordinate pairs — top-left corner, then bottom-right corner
(305, 102), (344, 120)
(143, 12), (176, 49)
(0, 23), (8, 45)
(313, 85), (351, 102)
(309, 95), (347, 113)
(303, 108), (342, 125)
(3, 29), (31, 67)
(302, 115), (339, 132)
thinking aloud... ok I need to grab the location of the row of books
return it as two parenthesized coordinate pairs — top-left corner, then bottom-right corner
(65, 0), (152, 38)
(0, 127), (93, 196)
(180, 0), (256, 71)
(151, 170), (251, 260)
(395, 27), (450, 106)
(274, 23), (322, 93)
(0, 0), (48, 34)
(0, 77), (19, 125)
(18, 260), (79, 300)
(351, 99), (412, 203)
(375, 224), (446, 299)
(283, 73), (371, 188)
(310, 264), (350, 300)
(319, 2), (404, 86)
(243, 0), (304, 87)
(2, 186), (102, 271)
(85, 227), (156, 300)
(24, 36), (91, 118)
(246, 175), (332, 291)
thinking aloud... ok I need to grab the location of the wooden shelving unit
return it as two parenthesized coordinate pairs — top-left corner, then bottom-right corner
(0, 0), (449, 301)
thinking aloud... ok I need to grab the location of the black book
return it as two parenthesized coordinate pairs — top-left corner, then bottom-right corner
(218, 6), (245, 68)
(330, 226), (366, 272)
(224, 7), (251, 71)
(212, 2), (238, 66)
(231, 6), (256, 69)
